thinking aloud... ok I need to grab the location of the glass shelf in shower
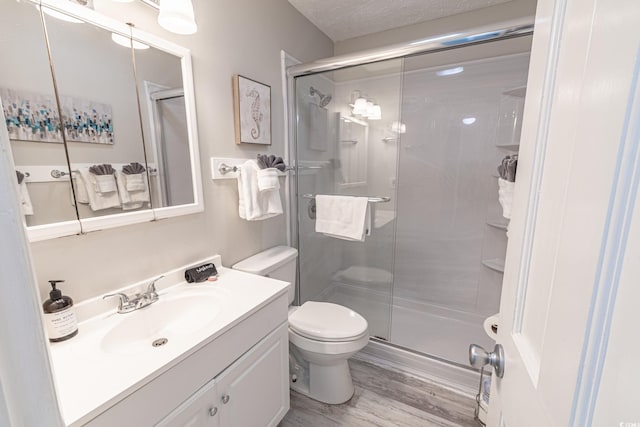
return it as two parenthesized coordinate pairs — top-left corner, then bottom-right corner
(502, 86), (527, 97)
(482, 258), (505, 273)
(487, 220), (509, 231)
(496, 143), (520, 151)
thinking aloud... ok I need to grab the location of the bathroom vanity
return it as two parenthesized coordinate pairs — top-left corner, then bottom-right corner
(48, 257), (290, 426)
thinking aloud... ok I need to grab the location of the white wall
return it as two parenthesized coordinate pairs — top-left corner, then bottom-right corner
(27, 0), (333, 302)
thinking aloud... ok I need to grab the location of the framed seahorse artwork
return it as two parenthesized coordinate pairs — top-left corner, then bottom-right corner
(233, 74), (271, 145)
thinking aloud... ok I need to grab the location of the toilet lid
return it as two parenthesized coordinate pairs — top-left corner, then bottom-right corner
(289, 301), (368, 341)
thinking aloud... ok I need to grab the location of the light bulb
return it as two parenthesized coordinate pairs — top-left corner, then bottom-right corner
(369, 104), (382, 120)
(391, 121), (406, 133)
(352, 97), (368, 115)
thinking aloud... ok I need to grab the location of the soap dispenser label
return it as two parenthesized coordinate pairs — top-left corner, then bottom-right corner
(44, 307), (78, 340)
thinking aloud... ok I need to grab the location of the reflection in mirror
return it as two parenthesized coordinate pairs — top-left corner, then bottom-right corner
(0, 1), (79, 228)
(135, 46), (194, 208)
(43, 11), (152, 219)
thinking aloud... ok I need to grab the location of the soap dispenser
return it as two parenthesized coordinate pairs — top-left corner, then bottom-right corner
(42, 280), (78, 342)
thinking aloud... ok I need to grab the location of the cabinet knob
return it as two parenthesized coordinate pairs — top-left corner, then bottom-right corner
(221, 395), (230, 404)
(209, 407), (218, 417)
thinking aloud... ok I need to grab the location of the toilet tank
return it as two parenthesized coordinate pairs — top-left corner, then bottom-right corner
(232, 246), (298, 304)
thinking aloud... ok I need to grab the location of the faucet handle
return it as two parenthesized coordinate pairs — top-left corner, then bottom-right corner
(146, 275), (165, 295)
(103, 292), (130, 310)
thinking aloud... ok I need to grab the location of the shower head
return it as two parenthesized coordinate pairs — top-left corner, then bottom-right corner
(310, 86), (332, 107)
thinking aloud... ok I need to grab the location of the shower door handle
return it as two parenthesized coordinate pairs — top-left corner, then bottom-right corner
(469, 343), (505, 378)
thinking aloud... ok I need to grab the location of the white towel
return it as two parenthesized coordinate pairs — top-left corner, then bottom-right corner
(77, 168), (121, 211)
(257, 168), (280, 192)
(18, 180), (33, 216)
(71, 172), (90, 205)
(115, 171), (150, 210)
(124, 173), (147, 192)
(498, 178), (515, 219)
(315, 195), (370, 241)
(237, 160), (283, 221)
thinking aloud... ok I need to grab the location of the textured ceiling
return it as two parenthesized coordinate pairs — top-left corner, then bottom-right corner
(288, 0), (513, 42)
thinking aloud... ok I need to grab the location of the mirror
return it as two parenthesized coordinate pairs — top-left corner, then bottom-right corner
(0, 0), (203, 240)
(43, 8), (153, 224)
(134, 45), (195, 209)
(0, 0), (80, 236)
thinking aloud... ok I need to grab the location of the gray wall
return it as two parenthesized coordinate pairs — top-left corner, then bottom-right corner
(29, 0), (333, 302)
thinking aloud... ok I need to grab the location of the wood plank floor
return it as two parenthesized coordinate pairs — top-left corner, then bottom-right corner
(280, 359), (480, 427)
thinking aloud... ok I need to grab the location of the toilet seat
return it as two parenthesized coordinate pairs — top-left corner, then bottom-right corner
(289, 301), (368, 342)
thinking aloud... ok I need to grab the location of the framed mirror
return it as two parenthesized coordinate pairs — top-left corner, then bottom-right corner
(2, 0), (203, 240)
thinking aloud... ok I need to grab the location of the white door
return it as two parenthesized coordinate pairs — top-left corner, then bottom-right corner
(484, 0), (640, 425)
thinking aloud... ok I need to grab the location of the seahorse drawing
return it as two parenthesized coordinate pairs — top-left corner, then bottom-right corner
(246, 88), (262, 139)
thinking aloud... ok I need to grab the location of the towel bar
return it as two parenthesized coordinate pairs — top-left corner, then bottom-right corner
(302, 194), (391, 203)
(218, 162), (293, 175)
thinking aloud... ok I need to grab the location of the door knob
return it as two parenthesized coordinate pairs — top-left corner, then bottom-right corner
(209, 407), (218, 416)
(469, 343), (505, 378)
(221, 394), (230, 404)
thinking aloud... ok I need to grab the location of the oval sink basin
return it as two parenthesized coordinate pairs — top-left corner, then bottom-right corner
(101, 288), (228, 355)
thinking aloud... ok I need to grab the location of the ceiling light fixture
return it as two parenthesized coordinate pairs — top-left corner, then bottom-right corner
(37, 5), (84, 23)
(391, 121), (406, 134)
(462, 117), (476, 125)
(368, 102), (382, 120)
(157, 0), (198, 35)
(352, 97), (368, 116)
(111, 32), (150, 49)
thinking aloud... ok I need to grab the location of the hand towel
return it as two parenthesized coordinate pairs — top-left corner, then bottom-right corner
(256, 154), (286, 172)
(93, 174), (117, 193)
(115, 171), (150, 210)
(72, 171), (90, 204)
(77, 168), (121, 211)
(309, 103), (328, 151)
(498, 178), (515, 219)
(123, 173), (147, 192)
(237, 160), (283, 221)
(257, 168), (280, 192)
(315, 195), (370, 241)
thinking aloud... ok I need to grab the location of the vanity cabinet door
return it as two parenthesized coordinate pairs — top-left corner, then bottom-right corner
(156, 377), (220, 427)
(217, 323), (289, 427)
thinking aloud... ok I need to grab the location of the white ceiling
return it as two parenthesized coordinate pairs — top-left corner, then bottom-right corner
(288, 0), (514, 42)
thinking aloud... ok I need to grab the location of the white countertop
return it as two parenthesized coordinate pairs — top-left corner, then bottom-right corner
(48, 259), (289, 426)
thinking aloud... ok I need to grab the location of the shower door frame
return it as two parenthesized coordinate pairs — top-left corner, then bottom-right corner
(285, 16), (535, 387)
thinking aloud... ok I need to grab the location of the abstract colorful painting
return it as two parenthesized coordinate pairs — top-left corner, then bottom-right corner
(0, 88), (114, 145)
(59, 97), (113, 144)
(0, 88), (62, 143)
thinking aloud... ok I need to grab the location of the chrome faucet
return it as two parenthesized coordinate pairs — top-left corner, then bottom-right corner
(103, 275), (165, 314)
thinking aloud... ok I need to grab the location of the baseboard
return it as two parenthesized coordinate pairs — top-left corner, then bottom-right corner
(354, 340), (480, 398)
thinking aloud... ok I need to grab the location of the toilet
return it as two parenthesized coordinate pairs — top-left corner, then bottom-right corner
(232, 246), (369, 404)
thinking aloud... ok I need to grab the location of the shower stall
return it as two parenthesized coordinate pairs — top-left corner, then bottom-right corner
(288, 20), (533, 374)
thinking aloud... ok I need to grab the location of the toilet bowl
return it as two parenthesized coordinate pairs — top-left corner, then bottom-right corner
(232, 246), (369, 404)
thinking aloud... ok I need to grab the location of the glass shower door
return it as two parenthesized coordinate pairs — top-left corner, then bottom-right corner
(390, 53), (530, 365)
(294, 58), (404, 340)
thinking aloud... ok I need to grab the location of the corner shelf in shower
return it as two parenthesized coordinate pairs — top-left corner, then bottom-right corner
(495, 143), (520, 151)
(482, 258), (505, 273)
(487, 220), (509, 231)
(502, 86), (527, 98)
